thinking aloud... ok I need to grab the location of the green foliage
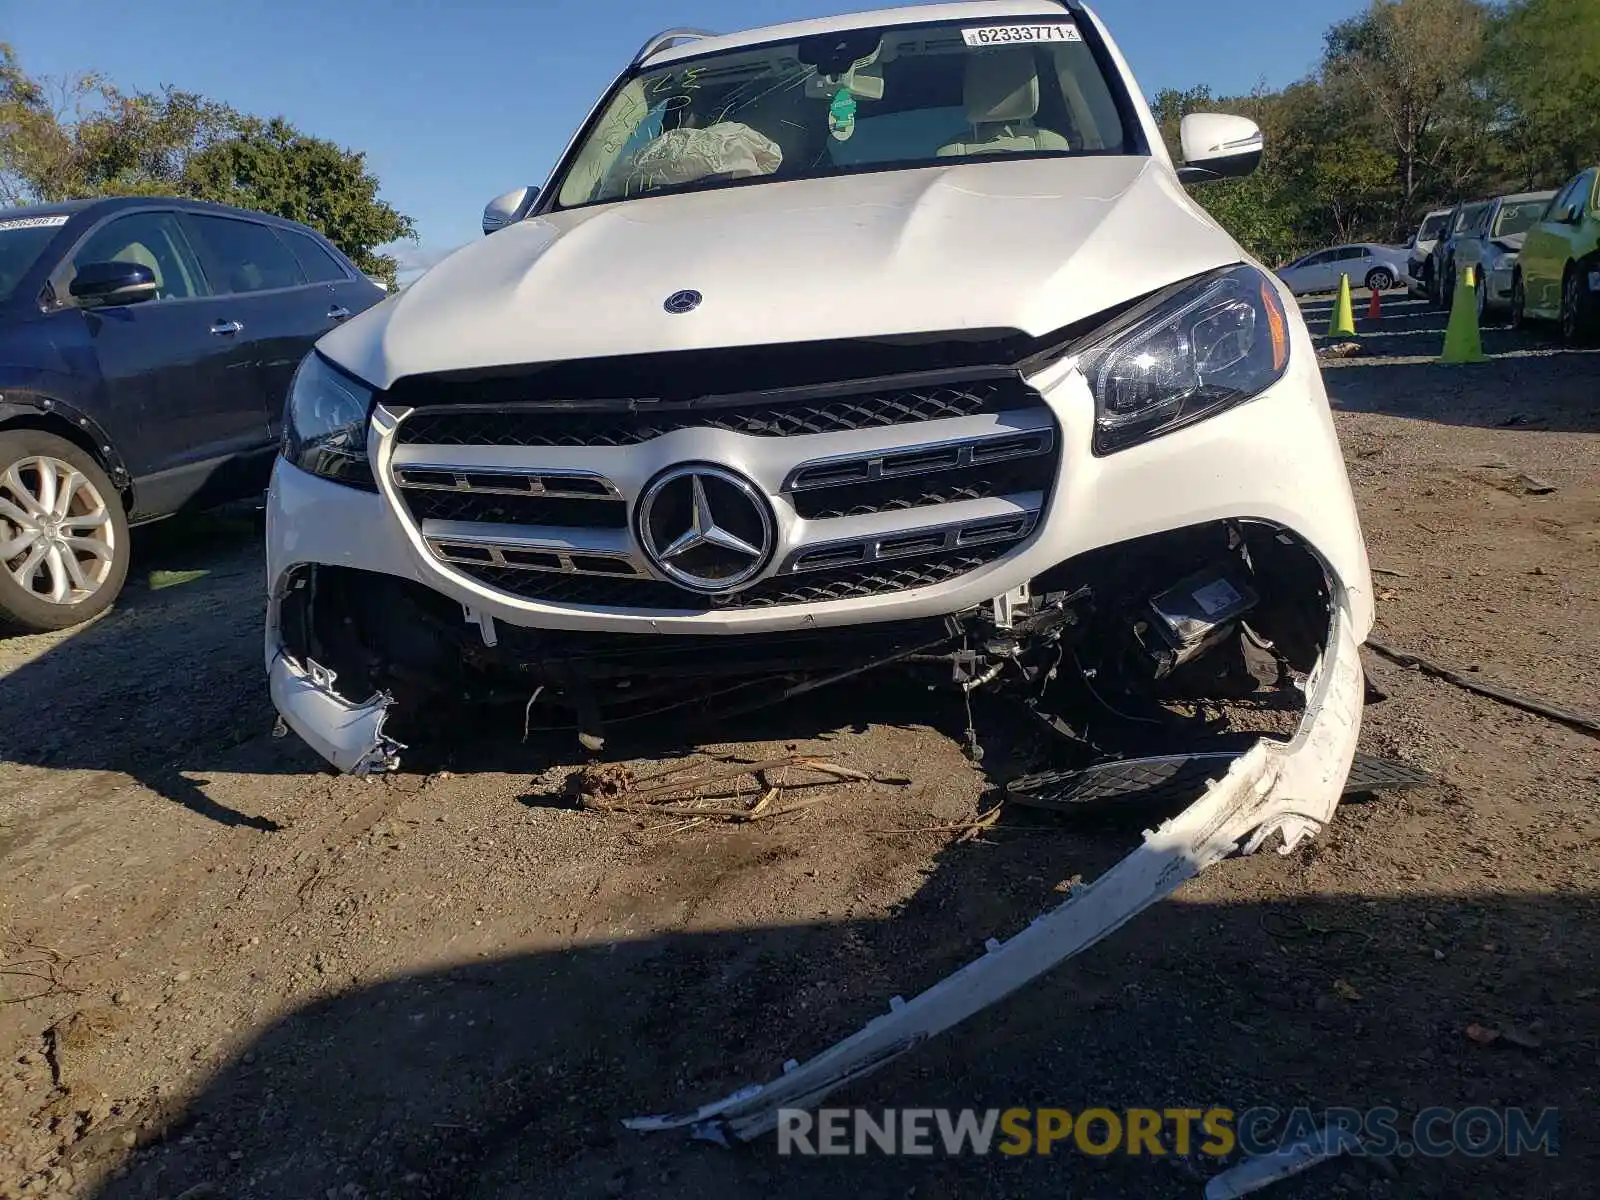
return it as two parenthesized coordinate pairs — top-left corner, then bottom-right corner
(1155, 0), (1600, 262)
(1486, 0), (1600, 179)
(184, 118), (414, 286)
(0, 43), (414, 285)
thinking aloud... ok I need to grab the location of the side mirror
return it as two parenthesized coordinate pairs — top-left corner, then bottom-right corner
(69, 261), (158, 307)
(483, 186), (539, 235)
(1404, 235), (1417, 249)
(1176, 113), (1264, 184)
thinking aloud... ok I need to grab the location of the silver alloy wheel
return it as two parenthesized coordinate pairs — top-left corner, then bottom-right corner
(0, 455), (118, 606)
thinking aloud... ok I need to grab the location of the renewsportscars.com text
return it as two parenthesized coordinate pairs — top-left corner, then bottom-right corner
(776, 1105), (1560, 1159)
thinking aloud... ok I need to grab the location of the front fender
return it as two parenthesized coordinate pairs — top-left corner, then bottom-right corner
(0, 385), (131, 491)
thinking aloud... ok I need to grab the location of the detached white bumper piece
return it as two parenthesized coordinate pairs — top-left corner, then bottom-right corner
(626, 595), (1364, 1143)
(268, 651), (404, 776)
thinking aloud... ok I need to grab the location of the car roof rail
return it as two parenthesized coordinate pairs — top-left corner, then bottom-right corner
(633, 28), (717, 67)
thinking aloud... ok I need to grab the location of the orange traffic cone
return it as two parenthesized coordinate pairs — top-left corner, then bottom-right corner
(1367, 288), (1382, 321)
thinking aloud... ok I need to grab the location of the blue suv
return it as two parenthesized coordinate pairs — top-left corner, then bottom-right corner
(0, 196), (385, 632)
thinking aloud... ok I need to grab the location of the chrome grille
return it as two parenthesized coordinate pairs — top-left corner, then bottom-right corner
(384, 358), (1059, 613)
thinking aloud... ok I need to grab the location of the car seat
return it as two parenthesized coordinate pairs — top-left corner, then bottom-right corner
(937, 48), (1070, 158)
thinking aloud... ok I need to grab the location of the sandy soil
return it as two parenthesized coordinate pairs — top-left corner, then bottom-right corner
(2, 295), (1597, 1199)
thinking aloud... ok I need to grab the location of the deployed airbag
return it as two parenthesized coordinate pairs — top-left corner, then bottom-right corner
(622, 122), (783, 189)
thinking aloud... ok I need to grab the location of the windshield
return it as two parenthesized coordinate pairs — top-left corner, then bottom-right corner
(1418, 213), (1449, 240)
(0, 215), (68, 304)
(553, 19), (1133, 209)
(1493, 199), (1550, 238)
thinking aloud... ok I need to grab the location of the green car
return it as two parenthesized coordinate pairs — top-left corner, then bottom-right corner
(1513, 166), (1600, 342)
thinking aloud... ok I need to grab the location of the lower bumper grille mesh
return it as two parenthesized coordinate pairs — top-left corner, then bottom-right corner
(453, 542), (1016, 612)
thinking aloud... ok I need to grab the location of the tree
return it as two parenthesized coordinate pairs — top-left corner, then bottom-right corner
(0, 43), (414, 286)
(1323, 0), (1489, 235)
(1152, 84), (1313, 264)
(2, 44), (237, 204)
(1484, 0), (1600, 181)
(184, 118), (415, 286)
(1, 43), (85, 206)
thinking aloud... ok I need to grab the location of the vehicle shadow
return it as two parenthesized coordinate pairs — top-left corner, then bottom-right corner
(90, 866), (1595, 1198)
(1320, 351), (1600, 434)
(1291, 293), (1600, 433)
(0, 507), (293, 830)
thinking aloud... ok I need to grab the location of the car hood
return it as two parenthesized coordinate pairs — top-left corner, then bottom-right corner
(321, 157), (1245, 390)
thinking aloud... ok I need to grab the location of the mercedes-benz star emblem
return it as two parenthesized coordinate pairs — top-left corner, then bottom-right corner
(636, 465), (774, 593)
(663, 289), (703, 314)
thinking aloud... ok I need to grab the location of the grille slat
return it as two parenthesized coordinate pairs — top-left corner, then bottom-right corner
(396, 379), (1041, 448)
(402, 489), (628, 529)
(791, 457), (1055, 520)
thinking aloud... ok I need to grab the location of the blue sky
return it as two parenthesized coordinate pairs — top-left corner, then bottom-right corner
(9, 0), (1362, 277)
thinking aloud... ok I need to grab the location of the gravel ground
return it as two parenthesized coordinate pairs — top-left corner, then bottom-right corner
(1, 294), (1597, 1200)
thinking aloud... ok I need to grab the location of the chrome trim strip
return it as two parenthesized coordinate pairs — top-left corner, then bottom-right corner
(782, 421), (1055, 493)
(394, 465), (622, 499)
(782, 508), (1041, 576)
(419, 520), (636, 558)
(430, 542), (646, 578)
(423, 519), (646, 578)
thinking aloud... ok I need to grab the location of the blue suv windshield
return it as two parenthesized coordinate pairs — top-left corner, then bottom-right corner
(0, 215), (68, 305)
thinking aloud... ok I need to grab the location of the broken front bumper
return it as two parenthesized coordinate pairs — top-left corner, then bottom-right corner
(625, 590), (1364, 1142)
(268, 652), (403, 775)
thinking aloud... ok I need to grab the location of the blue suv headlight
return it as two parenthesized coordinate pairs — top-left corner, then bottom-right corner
(282, 352), (377, 490)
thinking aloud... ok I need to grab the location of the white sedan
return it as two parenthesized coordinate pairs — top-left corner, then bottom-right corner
(1277, 243), (1409, 296)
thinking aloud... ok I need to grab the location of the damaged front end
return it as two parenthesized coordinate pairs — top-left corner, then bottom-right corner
(268, 516), (1344, 771)
(268, 514), (1369, 1139)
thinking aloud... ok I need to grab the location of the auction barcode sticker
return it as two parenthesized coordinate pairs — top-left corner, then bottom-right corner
(0, 214), (70, 231)
(961, 23), (1082, 46)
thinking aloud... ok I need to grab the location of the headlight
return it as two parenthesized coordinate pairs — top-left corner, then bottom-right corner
(1078, 265), (1291, 455)
(282, 351), (377, 490)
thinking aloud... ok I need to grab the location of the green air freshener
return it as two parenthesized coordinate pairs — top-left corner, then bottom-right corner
(828, 88), (857, 141)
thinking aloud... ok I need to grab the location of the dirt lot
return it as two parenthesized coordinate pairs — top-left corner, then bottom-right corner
(2, 294), (1597, 1199)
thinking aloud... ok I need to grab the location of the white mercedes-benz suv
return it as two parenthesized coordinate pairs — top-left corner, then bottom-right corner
(265, 0), (1374, 859)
